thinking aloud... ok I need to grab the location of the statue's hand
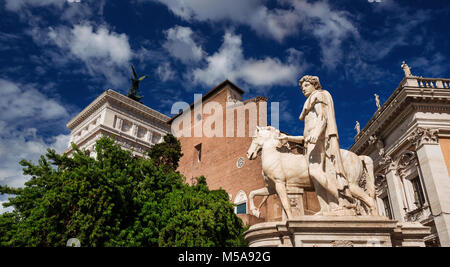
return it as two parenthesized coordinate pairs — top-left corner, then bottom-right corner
(307, 136), (318, 144)
(251, 208), (261, 218)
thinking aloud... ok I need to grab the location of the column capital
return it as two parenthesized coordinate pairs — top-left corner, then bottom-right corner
(380, 155), (398, 173)
(407, 127), (439, 149)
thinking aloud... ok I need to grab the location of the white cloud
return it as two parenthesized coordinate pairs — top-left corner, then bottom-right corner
(152, 0), (358, 68)
(4, 0), (66, 12)
(0, 79), (70, 189)
(153, 0), (297, 42)
(0, 79), (69, 122)
(30, 23), (133, 87)
(156, 62), (176, 82)
(0, 200), (14, 214)
(163, 26), (205, 63)
(191, 32), (305, 87)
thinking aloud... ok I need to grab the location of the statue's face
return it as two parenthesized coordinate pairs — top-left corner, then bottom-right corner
(300, 81), (315, 97)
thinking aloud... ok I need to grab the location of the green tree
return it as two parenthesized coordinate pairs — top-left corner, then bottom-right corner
(0, 136), (247, 247)
(148, 134), (183, 171)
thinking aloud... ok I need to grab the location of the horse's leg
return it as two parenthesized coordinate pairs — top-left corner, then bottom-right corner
(359, 156), (378, 215)
(361, 156), (377, 198)
(275, 181), (293, 220)
(249, 187), (270, 218)
(311, 179), (330, 214)
(348, 184), (378, 215)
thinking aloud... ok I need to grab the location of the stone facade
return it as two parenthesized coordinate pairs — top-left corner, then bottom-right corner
(65, 89), (170, 157)
(350, 76), (450, 246)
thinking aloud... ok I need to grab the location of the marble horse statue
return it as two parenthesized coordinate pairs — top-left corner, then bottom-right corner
(246, 126), (378, 220)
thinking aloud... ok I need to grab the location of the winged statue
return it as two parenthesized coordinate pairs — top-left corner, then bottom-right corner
(127, 65), (147, 102)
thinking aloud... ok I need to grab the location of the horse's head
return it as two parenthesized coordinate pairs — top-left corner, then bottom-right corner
(247, 126), (282, 160)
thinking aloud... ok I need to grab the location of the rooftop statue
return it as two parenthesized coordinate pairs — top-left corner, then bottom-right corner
(374, 93), (381, 110)
(127, 65), (147, 102)
(401, 61), (413, 77)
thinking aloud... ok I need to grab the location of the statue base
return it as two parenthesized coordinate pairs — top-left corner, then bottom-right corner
(244, 216), (430, 247)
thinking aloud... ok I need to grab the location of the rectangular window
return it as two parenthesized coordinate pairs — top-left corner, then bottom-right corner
(152, 133), (161, 144)
(236, 203), (246, 214)
(382, 196), (393, 219)
(411, 177), (426, 208)
(195, 144), (202, 163)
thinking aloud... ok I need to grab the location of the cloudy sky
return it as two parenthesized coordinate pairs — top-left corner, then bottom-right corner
(0, 0), (449, 209)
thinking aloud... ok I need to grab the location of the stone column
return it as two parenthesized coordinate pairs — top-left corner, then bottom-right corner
(385, 165), (407, 222)
(409, 127), (450, 246)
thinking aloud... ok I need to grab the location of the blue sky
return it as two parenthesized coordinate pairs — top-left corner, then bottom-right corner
(0, 0), (449, 207)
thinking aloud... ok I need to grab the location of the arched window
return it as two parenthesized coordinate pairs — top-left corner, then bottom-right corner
(234, 190), (248, 215)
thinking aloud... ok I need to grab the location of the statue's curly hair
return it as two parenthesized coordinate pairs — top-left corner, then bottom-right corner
(299, 75), (322, 91)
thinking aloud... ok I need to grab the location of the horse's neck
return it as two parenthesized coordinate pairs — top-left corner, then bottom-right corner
(261, 141), (279, 163)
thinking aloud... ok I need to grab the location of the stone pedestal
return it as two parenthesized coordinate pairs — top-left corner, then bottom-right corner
(244, 216), (430, 247)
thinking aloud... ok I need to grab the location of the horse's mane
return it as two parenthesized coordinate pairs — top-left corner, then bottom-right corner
(262, 126), (281, 136)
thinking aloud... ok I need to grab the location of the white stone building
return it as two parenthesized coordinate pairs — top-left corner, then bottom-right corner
(350, 74), (450, 246)
(65, 89), (170, 157)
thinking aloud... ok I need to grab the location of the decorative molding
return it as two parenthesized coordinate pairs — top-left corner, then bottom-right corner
(331, 240), (354, 247)
(350, 77), (450, 155)
(407, 127), (439, 149)
(379, 155), (397, 173)
(369, 134), (385, 157)
(395, 151), (418, 180)
(67, 90), (170, 130)
(236, 157), (245, 168)
(375, 174), (387, 190)
(405, 206), (429, 223)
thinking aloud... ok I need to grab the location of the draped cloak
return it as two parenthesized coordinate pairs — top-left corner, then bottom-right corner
(299, 90), (347, 181)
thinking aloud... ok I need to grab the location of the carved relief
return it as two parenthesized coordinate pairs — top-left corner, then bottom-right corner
(395, 151), (418, 179)
(405, 207), (427, 222)
(407, 127), (439, 149)
(369, 134), (385, 157)
(374, 174), (388, 201)
(380, 155), (397, 173)
(331, 240), (354, 247)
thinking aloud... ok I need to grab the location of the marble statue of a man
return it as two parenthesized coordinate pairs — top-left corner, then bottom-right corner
(355, 121), (360, 134)
(297, 75), (348, 213)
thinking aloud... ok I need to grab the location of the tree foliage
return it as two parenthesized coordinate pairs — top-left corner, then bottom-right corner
(148, 134), (183, 171)
(0, 135), (247, 247)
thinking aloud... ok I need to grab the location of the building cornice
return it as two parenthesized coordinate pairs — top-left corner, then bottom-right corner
(67, 89), (170, 130)
(350, 77), (450, 155)
(65, 123), (155, 154)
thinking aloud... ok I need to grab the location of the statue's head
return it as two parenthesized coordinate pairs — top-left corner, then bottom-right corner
(299, 75), (322, 97)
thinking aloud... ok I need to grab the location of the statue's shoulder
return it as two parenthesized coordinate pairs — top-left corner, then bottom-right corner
(310, 90), (330, 104)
